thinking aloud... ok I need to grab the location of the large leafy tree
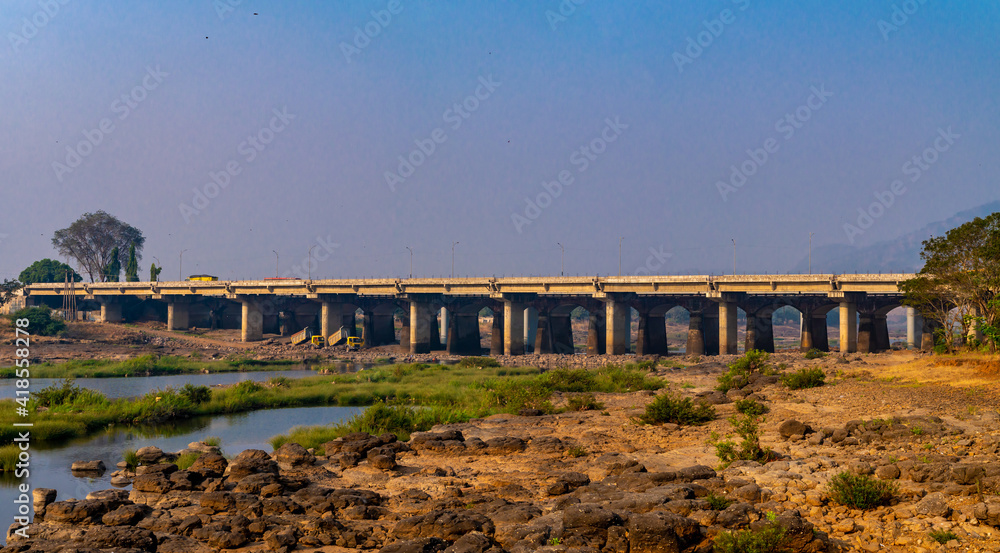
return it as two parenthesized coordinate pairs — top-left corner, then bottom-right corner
(105, 246), (121, 282)
(52, 211), (145, 282)
(900, 212), (1000, 352)
(0, 279), (22, 309)
(19, 259), (83, 284)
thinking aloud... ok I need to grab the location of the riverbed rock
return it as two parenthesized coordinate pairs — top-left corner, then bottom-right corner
(225, 448), (278, 482)
(70, 460), (106, 473)
(273, 442), (315, 470)
(188, 451), (228, 478)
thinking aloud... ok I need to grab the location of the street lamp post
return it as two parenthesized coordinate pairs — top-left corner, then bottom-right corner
(272, 250), (279, 278)
(451, 242), (459, 278)
(808, 232), (814, 274)
(618, 237), (624, 276)
(308, 245), (316, 280)
(557, 243), (564, 276)
(405, 246), (413, 278)
(179, 250), (187, 281)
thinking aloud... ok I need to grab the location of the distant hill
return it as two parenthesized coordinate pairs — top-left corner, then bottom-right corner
(793, 201), (1000, 274)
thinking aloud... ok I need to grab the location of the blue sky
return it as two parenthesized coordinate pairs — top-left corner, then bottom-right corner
(1, 0), (997, 280)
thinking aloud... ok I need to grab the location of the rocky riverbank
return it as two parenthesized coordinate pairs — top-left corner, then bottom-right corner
(6, 352), (1000, 552)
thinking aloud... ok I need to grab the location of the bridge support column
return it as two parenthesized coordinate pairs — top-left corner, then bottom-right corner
(687, 311), (705, 356)
(551, 314), (574, 354)
(241, 299), (263, 342)
(167, 301), (189, 331)
(490, 310), (504, 355)
(409, 300), (435, 354)
(447, 314), (481, 355)
(874, 315), (890, 351)
(906, 307), (922, 349)
(440, 308), (448, 348)
(636, 313), (668, 356)
(524, 307), (538, 353)
(745, 313), (774, 353)
(399, 314), (410, 351)
(535, 312), (552, 354)
(839, 301), (857, 353)
(373, 314), (395, 346)
(587, 310), (605, 355)
(429, 310), (441, 350)
(718, 301), (738, 355)
(811, 315), (829, 351)
(857, 313), (874, 353)
(320, 301), (344, 340)
(921, 318), (939, 352)
(605, 300), (630, 355)
(361, 313), (375, 348)
(504, 300), (525, 356)
(100, 300), (123, 324)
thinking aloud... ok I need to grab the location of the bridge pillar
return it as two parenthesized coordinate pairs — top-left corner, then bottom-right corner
(718, 301), (738, 355)
(745, 312), (774, 353)
(535, 311), (552, 354)
(167, 300), (189, 331)
(551, 314), (574, 354)
(587, 310), (606, 355)
(504, 300), (525, 355)
(874, 314), (890, 351)
(605, 300), (630, 355)
(921, 318), (940, 352)
(409, 300), (435, 354)
(687, 311), (705, 356)
(857, 313), (874, 353)
(447, 313), (481, 355)
(524, 307), (538, 353)
(373, 314), (395, 346)
(99, 300), (123, 324)
(399, 313), (410, 351)
(490, 309), (504, 355)
(810, 314), (830, 351)
(440, 307), (449, 347)
(319, 301), (344, 340)
(241, 298), (263, 342)
(906, 307), (922, 349)
(429, 310), (441, 350)
(839, 301), (857, 353)
(361, 313), (375, 348)
(636, 313), (668, 356)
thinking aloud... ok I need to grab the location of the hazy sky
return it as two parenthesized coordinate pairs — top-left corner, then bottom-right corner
(1, 1), (997, 281)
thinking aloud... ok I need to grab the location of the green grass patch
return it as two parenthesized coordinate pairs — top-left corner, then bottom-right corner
(928, 530), (958, 545)
(2, 354), (298, 378)
(565, 393), (604, 412)
(827, 471), (898, 509)
(0, 445), (20, 473)
(780, 367), (826, 389)
(174, 452), (201, 470)
(717, 350), (772, 392)
(713, 523), (789, 553)
(705, 493), (734, 510)
(203, 436), (221, 447)
(457, 356), (500, 368)
(734, 398), (768, 416)
(122, 448), (139, 471)
(804, 348), (826, 360)
(640, 393), (715, 425)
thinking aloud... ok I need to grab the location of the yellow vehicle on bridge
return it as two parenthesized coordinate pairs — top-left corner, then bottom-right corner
(187, 275), (219, 281)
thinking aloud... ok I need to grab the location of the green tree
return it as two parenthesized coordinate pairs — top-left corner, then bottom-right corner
(51, 211), (144, 282)
(901, 213), (1000, 352)
(150, 263), (163, 282)
(125, 244), (139, 282)
(105, 246), (121, 282)
(18, 259), (82, 284)
(0, 279), (22, 309)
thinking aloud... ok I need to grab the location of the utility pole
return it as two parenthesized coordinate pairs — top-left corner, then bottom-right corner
(451, 242), (459, 278)
(179, 250), (187, 281)
(732, 239), (736, 276)
(272, 250), (279, 278)
(308, 245), (316, 280)
(405, 246), (413, 278)
(618, 237), (624, 276)
(557, 242), (564, 276)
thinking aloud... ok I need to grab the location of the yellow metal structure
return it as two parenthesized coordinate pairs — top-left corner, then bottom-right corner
(310, 335), (325, 347)
(346, 336), (364, 351)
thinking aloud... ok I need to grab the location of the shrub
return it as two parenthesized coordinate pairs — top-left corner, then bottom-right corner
(566, 393), (603, 411)
(717, 350), (771, 392)
(567, 446), (588, 457)
(122, 448), (139, 471)
(734, 398), (768, 416)
(267, 376), (291, 388)
(232, 380), (264, 395)
(640, 393), (715, 425)
(710, 414), (778, 468)
(780, 368), (825, 389)
(458, 356), (500, 368)
(174, 452), (201, 470)
(928, 530), (958, 545)
(804, 348), (826, 360)
(203, 436), (221, 447)
(179, 383), (211, 404)
(827, 471), (897, 509)
(12, 306), (66, 336)
(705, 493), (733, 510)
(34, 379), (108, 408)
(713, 523), (789, 553)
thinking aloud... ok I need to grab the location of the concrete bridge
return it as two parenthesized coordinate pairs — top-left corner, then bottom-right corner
(20, 274), (931, 355)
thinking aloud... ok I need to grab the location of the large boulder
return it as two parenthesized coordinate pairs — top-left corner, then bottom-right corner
(392, 510), (495, 541)
(225, 449), (278, 482)
(188, 452), (228, 478)
(273, 442), (315, 470)
(627, 511), (701, 553)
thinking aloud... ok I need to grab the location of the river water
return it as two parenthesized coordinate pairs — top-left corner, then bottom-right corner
(0, 366), (368, 543)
